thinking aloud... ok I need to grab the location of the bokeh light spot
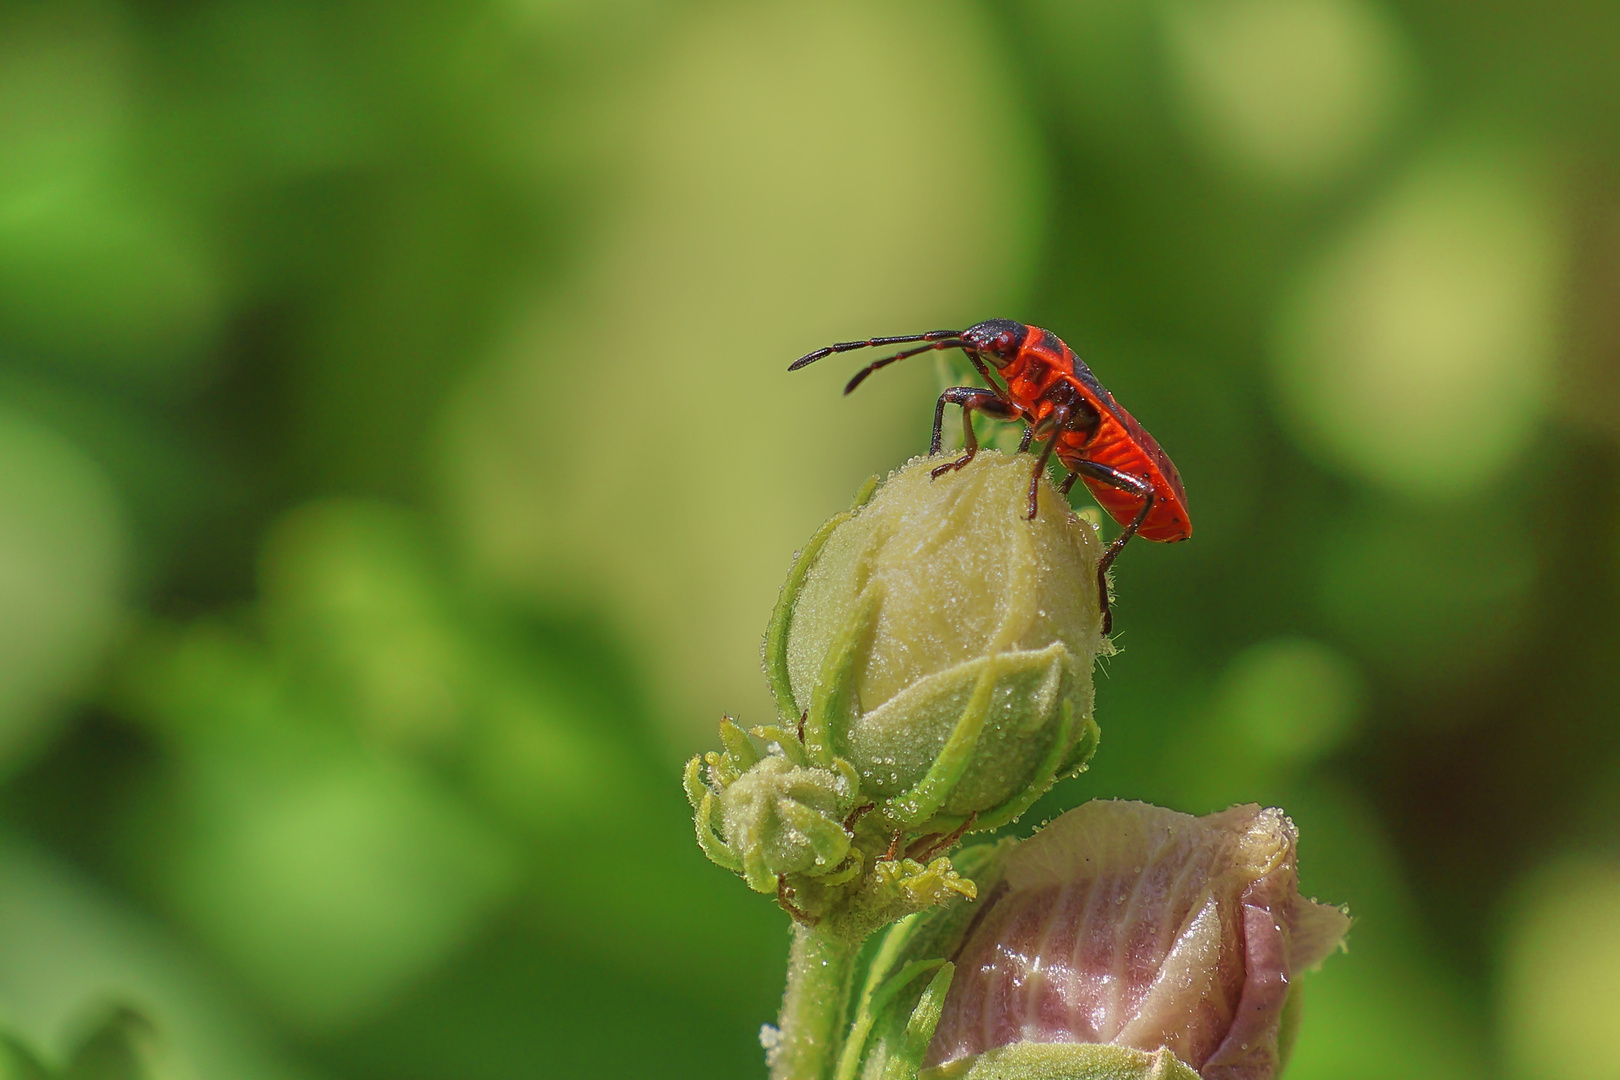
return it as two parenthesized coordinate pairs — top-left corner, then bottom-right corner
(0, 407), (126, 775)
(0, 6), (128, 196)
(0, 8), (221, 376)
(0, 184), (223, 375)
(260, 500), (468, 756)
(1163, 0), (1414, 190)
(1271, 141), (1566, 497)
(1216, 637), (1364, 763)
(1499, 857), (1620, 1080)
(256, 499), (626, 825)
(167, 731), (518, 1032)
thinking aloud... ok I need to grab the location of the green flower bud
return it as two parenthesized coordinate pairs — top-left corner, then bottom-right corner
(685, 717), (862, 895)
(765, 452), (1109, 836)
(686, 713), (984, 935)
(718, 755), (858, 890)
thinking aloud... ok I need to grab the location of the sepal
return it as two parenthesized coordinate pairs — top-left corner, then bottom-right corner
(917, 1044), (1202, 1080)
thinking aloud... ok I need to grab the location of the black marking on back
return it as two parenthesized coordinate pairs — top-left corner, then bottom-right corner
(1065, 349), (1186, 503)
(1066, 355), (1124, 423)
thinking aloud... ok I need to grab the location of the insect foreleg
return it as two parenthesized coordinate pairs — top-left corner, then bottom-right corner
(930, 387), (1020, 477)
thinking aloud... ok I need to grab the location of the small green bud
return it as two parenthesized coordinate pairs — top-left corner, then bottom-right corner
(766, 452), (1109, 836)
(686, 717), (862, 895)
(719, 755), (859, 891)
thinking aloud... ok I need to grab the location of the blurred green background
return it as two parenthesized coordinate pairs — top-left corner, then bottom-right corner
(0, 0), (1617, 1076)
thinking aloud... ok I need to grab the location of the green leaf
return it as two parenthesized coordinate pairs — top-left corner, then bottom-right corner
(62, 1009), (176, 1080)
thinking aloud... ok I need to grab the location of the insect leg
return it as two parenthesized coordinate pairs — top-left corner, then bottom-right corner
(1064, 460), (1155, 635)
(929, 348), (1013, 451)
(1017, 427), (1034, 453)
(1024, 406), (1070, 520)
(931, 387), (1019, 476)
(963, 351), (1002, 389)
(1059, 471), (1079, 496)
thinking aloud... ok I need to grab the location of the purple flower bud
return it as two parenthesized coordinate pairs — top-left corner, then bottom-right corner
(926, 801), (1348, 1079)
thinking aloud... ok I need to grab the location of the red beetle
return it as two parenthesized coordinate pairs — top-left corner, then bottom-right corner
(790, 319), (1191, 633)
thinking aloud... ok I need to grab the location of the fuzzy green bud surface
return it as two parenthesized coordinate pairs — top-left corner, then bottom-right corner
(718, 755), (857, 888)
(767, 452), (1110, 836)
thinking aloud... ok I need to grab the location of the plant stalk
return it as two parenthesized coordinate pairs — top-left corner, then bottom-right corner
(770, 923), (861, 1080)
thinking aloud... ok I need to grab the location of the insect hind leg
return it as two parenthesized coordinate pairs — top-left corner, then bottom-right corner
(1064, 460), (1154, 635)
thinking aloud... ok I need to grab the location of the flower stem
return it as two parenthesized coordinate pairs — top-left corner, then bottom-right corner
(771, 924), (861, 1080)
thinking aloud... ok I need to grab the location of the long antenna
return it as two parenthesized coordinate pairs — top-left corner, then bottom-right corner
(788, 330), (961, 371)
(842, 339), (968, 394)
